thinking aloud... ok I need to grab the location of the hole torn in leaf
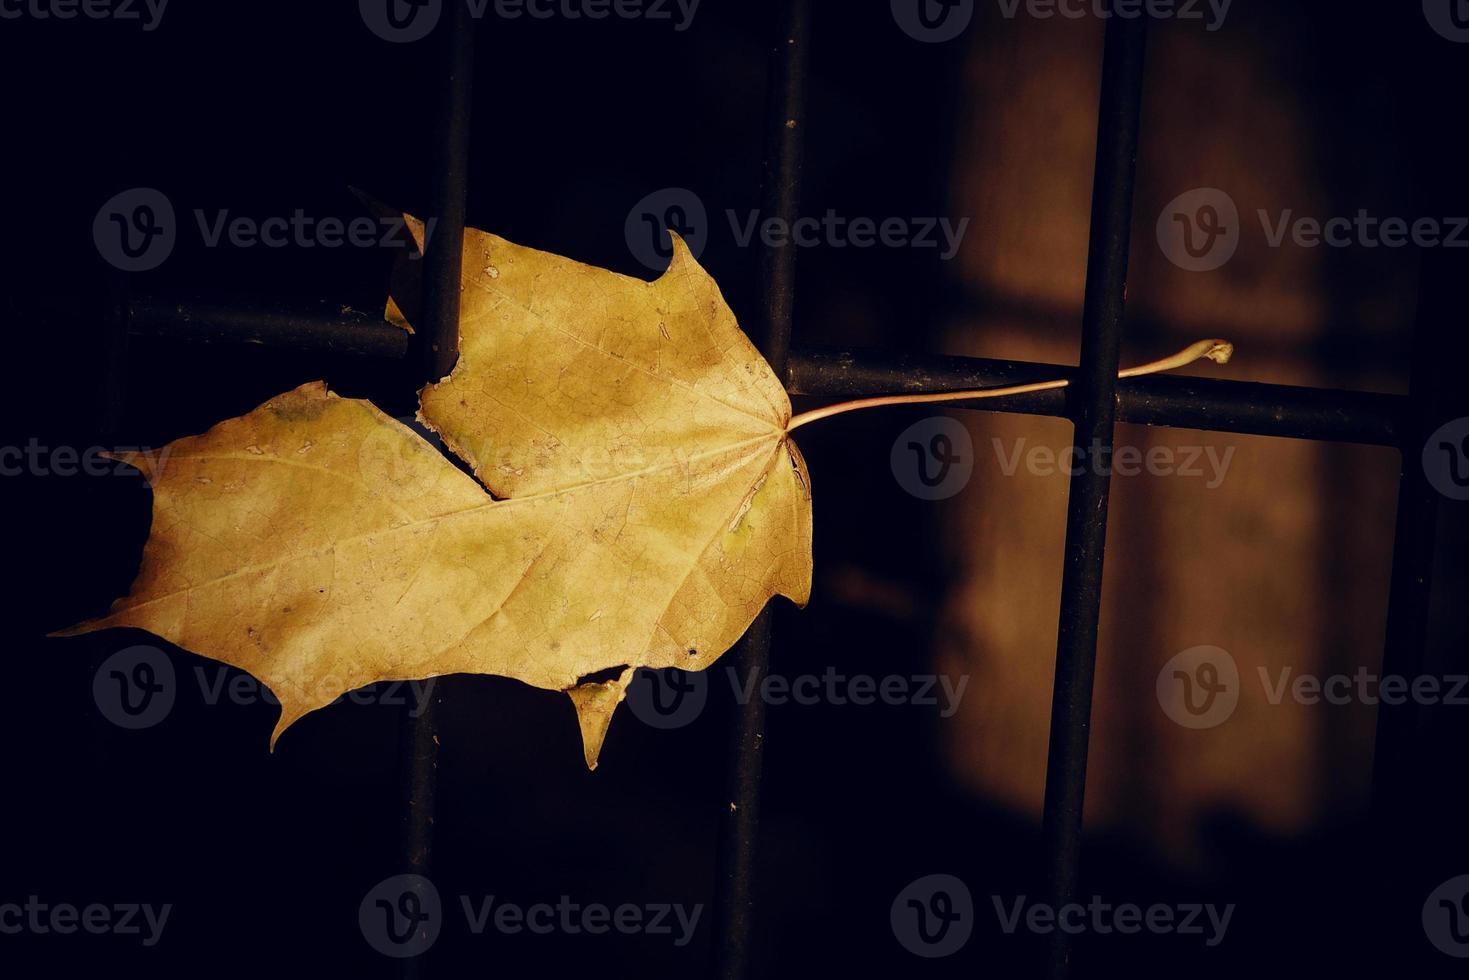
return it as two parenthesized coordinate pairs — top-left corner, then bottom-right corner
(575, 664), (631, 686)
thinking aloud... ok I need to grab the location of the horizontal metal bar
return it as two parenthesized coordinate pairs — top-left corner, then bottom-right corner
(788, 348), (1407, 448)
(120, 298), (1406, 447)
(128, 298), (410, 359)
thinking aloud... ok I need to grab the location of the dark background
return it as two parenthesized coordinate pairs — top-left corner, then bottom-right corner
(3, 1), (1468, 977)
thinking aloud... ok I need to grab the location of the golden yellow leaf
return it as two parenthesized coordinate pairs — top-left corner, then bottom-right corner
(59, 223), (814, 768)
(56, 205), (1236, 769)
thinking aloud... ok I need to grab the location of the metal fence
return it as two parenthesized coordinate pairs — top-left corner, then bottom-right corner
(102, 3), (1461, 978)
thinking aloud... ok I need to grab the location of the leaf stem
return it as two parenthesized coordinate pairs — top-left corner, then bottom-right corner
(784, 339), (1234, 433)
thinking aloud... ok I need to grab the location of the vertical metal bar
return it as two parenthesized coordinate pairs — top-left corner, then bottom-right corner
(753, 0), (808, 378)
(711, 609), (774, 980)
(711, 2), (808, 977)
(1037, 16), (1148, 980)
(1367, 28), (1469, 960)
(1369, 259), (1443, 820)
(397, 6), (473, 977)
(1367, 23), (1469, 827)
(419, 1), (475, 385)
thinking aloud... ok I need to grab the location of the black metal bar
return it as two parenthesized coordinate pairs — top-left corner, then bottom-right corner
(712, 607), (775, 980)
(117, 297), (1408, 448)
(1369, 279), (1442, 815)
(753, 0), (808, 378)
(1363, 21), (1469, 948)
(418, 0), (475, 385)
(788, 348), (1406, 447)
(1038, 17), (1148, 980)
(711, 2), (808, 978)
(397, 8), (473, 978)
(128, 298), (410, 359)
(1370, 219), (1464, 833)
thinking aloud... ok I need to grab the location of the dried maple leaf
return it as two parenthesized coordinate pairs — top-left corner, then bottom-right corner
(59, 220), (813, 768)
(57, 210), (1234, 769)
